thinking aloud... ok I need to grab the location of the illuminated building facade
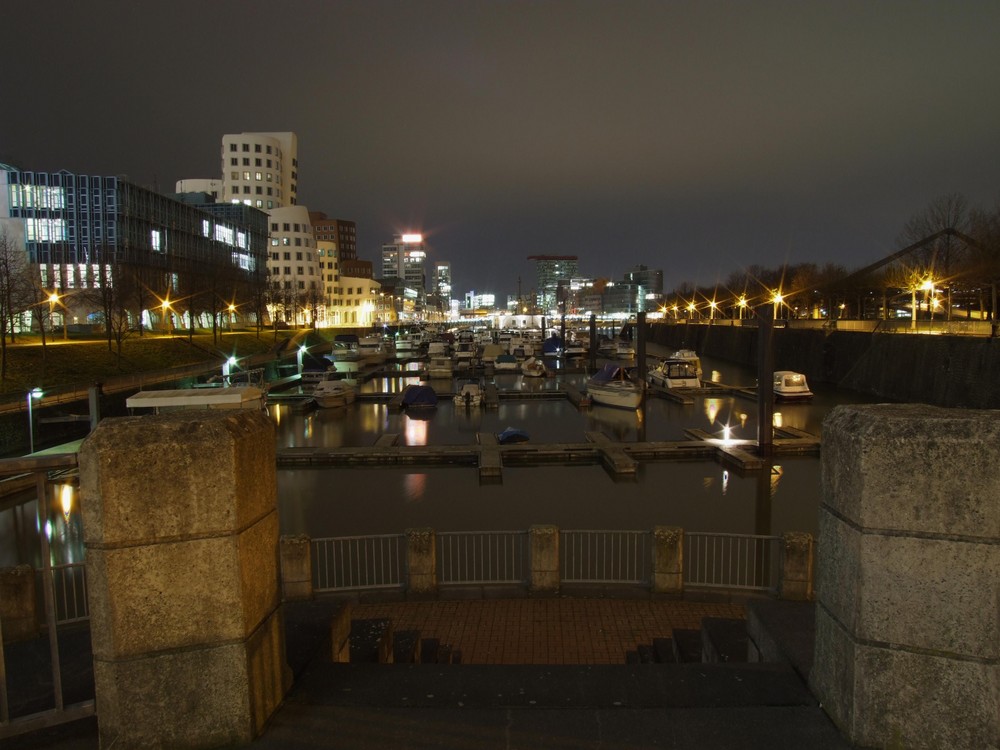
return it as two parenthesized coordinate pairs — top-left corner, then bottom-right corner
(381, 233), (427, 303)
(528, 255), (578, 313)
(219, 132), (297, 210)
(267, 206), (321, 326)
(0, 166), (267, 329)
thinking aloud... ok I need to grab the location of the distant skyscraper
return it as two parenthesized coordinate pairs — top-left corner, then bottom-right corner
(528, 255), (578, 313)
(435, 261), (451, 300)
(219, 132), (298, 211)
(381, 233), (427, 294)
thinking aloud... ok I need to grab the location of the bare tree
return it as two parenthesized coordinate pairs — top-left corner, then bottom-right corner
(0, 227), (35, 380)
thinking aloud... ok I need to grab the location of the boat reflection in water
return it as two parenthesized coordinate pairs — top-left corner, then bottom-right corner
(3, 352), (880, 570)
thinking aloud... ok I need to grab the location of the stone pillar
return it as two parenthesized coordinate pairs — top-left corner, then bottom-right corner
(79, 411), (290, 749)
(813, 405), (999, 750)
(279, 534), (313, 601)
(529, 524), (560, 594)
(652, 526), (684, 595)
(405, 527), (437, 597)
(779, 532), (813, 601)
(0, 565), (38, 641)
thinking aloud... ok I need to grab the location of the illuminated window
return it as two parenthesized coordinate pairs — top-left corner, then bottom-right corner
(255, 172), (262, 181)
(202, 220), (211, 237)
(25, 218), (68, 241)
(243, 171), (250, 180)
(151, 229), (162, 251)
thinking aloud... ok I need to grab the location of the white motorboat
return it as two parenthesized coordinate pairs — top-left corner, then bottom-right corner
(586, 363), (644, 409)
(312, 375), (356, 408)
(773, 371), (814, 400)
(647, 358), (701, 389)
(494, 353), (519, 372)
(453, 381), (483, 407)
(426, 355), (454, 380)
(331, 335), (361, 374)
(521, 357), (547, 378)
(357, 336), (388, 366)
(671, 349), (703, 378)
(615, 341), (636, 359)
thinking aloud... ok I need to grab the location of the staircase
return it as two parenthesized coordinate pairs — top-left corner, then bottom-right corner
(271, 598), (849, 749)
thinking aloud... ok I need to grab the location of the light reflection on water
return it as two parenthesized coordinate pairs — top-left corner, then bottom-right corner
(5, 352), (882, 566)
(271, 352), (875, 539)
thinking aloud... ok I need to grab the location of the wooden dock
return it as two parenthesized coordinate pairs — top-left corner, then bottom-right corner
(276, 426), (821, 479)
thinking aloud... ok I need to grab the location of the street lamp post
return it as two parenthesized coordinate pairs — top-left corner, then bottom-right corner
(48, 293), (67, 340)
(27, 387), (42, 454)
(162, 300), (171, 334)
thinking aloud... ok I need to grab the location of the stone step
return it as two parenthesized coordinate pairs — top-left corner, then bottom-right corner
(349, 618), (394, 663)
(702, 617), (749, 664)
(652, 637), (677, 664)
(292, 662), (820, 710)
(672, 628), (703, 663)
(392, 629), (420, 664)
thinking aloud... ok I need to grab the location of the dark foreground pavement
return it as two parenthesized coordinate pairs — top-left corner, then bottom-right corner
(5, 598), (852, 749)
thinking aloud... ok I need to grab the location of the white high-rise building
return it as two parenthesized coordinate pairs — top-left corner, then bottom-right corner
(220, 132), (298, 211)
(267, 205), (321, 326)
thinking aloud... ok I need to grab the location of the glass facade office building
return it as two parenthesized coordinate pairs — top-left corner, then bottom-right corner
(1, 167), (267, 324)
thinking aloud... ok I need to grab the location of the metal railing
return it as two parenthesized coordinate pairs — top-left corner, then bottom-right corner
(0, 454), (94, 739)
(561, 529), (651, 585)
(311, 534), (406, 592)
(437, 531), (527, 585)
(46, 563), (89, 625)
(684, 532), (782, 593)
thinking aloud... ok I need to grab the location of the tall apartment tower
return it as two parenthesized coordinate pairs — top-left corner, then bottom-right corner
(528, 255), (578, 313)
(435, 261), (451, 299)
(381, 233), (427, 294)
(220, 132), (298, 211)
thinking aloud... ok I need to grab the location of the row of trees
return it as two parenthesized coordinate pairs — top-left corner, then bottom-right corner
(0, 226), (276, 383)
(663, 194), (1000, 321)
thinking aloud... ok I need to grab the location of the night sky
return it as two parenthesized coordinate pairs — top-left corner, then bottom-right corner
(3, 1), (998, 302)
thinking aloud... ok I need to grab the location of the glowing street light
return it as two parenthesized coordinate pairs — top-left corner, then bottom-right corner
(48, 292), (68, 340)
(709, 300), (718, 320)
(772, 292), (784, 319)
(738, 296), (747, 319)
(26, 387), (42, 454)
(161, 299), (172, 333)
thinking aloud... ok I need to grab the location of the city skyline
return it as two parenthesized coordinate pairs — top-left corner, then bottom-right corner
(2, 1), (998, 301)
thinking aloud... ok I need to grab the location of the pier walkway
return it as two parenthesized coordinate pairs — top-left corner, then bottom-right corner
(276, 428), (819, 477)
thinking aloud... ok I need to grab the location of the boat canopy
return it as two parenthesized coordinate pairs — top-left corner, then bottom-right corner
(497, 427), (530, 444)
(590, 363), (632, 383)
(542, 336), (563, 355)
(401, 384), (438, 408)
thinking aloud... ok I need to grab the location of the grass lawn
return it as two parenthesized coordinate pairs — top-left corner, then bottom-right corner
(0, 328), (337, 397)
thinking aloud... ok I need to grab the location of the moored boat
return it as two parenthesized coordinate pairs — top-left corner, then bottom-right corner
(647, 358), (701, 389)
(671, 349), (703, 378)
(521, 357), (547, 378)
(586, 363), (644, 409)
(773, 371), (813, 400)
(357, 335), (388, 366)
(312, 375), (356, 408)
(454, 381), (483, 407)
(494, 353), (519, 372)
(400, 384), (438, 410)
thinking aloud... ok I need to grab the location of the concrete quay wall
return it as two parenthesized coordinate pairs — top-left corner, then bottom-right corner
(647, 322), (1000, 408)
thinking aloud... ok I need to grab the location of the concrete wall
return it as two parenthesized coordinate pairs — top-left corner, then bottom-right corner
(647, 322), (1000, 408)
(79, 410), (290, 749)
(812, 404), (999, 749)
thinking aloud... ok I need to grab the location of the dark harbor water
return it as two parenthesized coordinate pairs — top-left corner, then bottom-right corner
(273, 351), (876, 542)
(1, 349), (882, 569)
